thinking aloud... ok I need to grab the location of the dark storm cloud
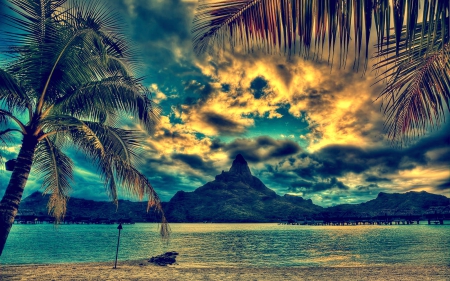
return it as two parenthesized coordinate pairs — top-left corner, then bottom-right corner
(263, 166), (298, 181)
(210, 138), (225, 150)
(356, 183), (380, 191)
(184, 80), (215, 102)
(257, 124), (450, 199)
(151, 173), (183, 187)
(253, 165), (302, 195)
(136, 156), (213, 201)
(271, 143), (301, 158)
(311, 145), (382, 177)
(172, 153), (217, 174)
(290, 177), (349, 193)
(290, 179), (314, 188)
(293, 167), (316, 181)
(291, 78), (345, 110)
(223, 136), (302, 162)
(313, 177), (349, 192)
(408, 122), (450, 163)
(436, 180), (450, 191)
(202, 112), (246, 135)
(432, 149), (450, 164)
(292, 138), (445, 182)
(365, 176), (391, 183)
(155, 129), (191, 142)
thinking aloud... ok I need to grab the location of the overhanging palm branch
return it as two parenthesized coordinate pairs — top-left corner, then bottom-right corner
(374, 19), (450, 143)
(62, 120), (170, 236)
(193, 0), (448, 62)
(34, 137), (74, 222)
(35, 117), (170, 233)
(193, 0), (379, 64)
(193, 0), (450, 143)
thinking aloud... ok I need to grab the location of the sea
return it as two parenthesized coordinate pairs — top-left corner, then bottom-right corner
(1, 223), (449, 267)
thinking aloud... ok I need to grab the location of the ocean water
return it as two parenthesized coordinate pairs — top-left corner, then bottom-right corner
(1, 223), (449, 267)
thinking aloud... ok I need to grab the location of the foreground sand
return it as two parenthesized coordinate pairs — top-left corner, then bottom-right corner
(1, 260), (449, 281)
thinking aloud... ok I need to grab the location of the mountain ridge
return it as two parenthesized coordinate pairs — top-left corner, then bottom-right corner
(164, 154), (322, 222)
(17, 154), (450, 222)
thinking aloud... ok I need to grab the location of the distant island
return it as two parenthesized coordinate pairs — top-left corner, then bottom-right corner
(17, 154), (450, 224)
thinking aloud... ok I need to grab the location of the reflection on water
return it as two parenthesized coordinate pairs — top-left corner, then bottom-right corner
(1, 223), (449, 267)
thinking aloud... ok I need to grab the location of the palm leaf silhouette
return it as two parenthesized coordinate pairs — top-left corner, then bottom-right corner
(192, 0), (450, 144)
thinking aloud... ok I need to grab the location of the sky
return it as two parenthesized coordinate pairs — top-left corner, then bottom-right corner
(0, 0), (449, 207)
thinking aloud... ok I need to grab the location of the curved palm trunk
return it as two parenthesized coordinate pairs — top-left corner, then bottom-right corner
(0, 134), (38, 256)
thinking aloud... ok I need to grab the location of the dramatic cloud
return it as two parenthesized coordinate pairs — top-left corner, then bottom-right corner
(436, 180), (450, 191)
(221, 136), (302, 162)
(200, 112), (248, 135)
(290, 177), (349, 193)
(365, 176), (392, 183)
(172, 153), (217, 174)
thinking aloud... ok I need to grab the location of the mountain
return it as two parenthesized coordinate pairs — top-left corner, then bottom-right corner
(323, 191), (450, 216)
(164, 154), (323, 222)
(18, 191), (163, 223)
(17, 154), (450, 223)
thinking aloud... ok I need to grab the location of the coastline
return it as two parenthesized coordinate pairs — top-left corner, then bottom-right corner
(1, 260), (449, 280)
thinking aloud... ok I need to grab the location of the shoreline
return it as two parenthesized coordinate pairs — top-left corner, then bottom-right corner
(2, 260), (449, 280)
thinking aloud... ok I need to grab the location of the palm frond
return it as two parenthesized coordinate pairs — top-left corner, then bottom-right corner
(193, 0), (373, 66)
(0, 68), (32, 115)
(64, 1), (136, 66)
(0, 129), (15, 143)
(0, 110), (9, 126)
(41, 29), (136, 101)
(75, 121), (143, 165)
(63, 121), (169, 237)
(51, 76), (160, 133)
(374, 12), (449, 144)
(111, 158), (169, 238)
(40, 114), (107, 154)
(2, 0), (142, 115)
(3, 0), (68, 96)
(34, 136), (74, 222)
(0, 109), (26, 133)
(193, 0), (449, 67)
(59, 119), (143, 198)
(62, 119), (123, 203)
(0, 128), (17, 166)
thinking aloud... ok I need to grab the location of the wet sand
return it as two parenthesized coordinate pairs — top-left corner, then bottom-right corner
(1, 260), (449, 280)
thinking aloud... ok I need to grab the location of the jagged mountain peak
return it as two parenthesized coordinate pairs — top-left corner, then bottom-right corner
(229, 154), (251, 176)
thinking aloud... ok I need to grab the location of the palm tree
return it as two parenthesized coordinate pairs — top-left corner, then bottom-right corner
(0, 0), (169, 255)
(192, 0), (449, 144)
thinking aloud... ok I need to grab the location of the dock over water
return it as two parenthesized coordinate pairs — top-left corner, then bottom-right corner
(279, 206), (450, 226)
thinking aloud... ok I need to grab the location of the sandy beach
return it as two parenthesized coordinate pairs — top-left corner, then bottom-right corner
(1, 260), (449, 281)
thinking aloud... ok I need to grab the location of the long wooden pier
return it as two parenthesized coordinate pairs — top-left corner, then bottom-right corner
(279, 206), (450, 226)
